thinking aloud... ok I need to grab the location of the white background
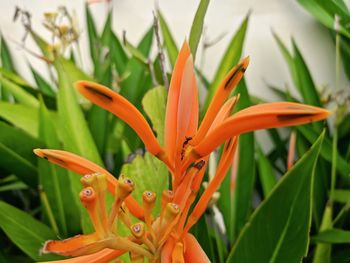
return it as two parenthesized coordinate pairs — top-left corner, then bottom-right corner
(0, 0), (347, 100)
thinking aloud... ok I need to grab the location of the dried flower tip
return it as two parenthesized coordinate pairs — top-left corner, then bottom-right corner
(79, 187), (96, 203)
(130, 223), (145, 239)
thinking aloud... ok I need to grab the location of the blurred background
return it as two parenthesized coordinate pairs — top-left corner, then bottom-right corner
(0, 0), (347, 101)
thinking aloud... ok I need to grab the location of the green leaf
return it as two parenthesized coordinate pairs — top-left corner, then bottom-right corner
(313, 229), (350, 244)
(86, 5), (99, 64)
(142, 86), (167, 145)
(0, 36), (16, 72)
(297, 0), (350, 38)
(331, 189), (350, 203)
(204, 14), (249, 111)
(226, 131), (324, 263)
(0, 181), (27, 192)
(292, 40), (322, 108)
(0, 77), (39, 107)
(121, 27), (154, 105)
(272, 33), (298, 85)
(257, 146), (277, 198)
(39, 99), (80, 237)
(189, 0), (210, 59)
(0, 102), (38, 137)
(230, 79), (255, 242)
(29, 65), (55, 97)
(0, 121), (43, 187)
(157, 10), (178, 68)
(110, 33), (128, 75)
(121, 153), (168, 215)
(0, 201), (63, 261)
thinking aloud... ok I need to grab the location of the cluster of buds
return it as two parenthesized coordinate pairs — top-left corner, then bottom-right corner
(42, 171), (201, 262)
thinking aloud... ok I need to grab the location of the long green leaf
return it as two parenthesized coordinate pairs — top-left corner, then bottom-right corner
(257, 146), (277, 198)
(0, 201), (63, 261)
(313, 229), (350, 244)
(189, 0), (210, 59)
(230, 79), (255, 242)
(0, 121), (43, 187)
(157, 10), (178, 68)
(0, 102), (38, 137)
(227, 131), (324, 263)
(0, 77), (39, 107)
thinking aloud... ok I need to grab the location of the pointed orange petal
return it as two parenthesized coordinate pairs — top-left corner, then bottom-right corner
(183, 234), (210, 263)
(164, 41), (191, 164)
(174, 55), (198, 171)
(76, 81), (163, 158)
(185, 138), (238, 232)
(192, 57), (249, 145)
(42, 233), (101, 257)
(34, 149), (144, 220)
(39, 248), (124, 263)
(207, 95), (239, 133)
(192, 102), (330, 158)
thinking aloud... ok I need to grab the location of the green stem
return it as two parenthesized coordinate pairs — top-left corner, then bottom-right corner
(330, 127), (338, 206)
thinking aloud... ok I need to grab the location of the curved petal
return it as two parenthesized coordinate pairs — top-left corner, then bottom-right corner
(192, 102), (330, 158)
(76, 81), (164, 158)
(42, 233), (100, 257)
(185, 137), (238, 232)
(192, 57), (249, 145)
(183, 234), (210, 263)
(34, 149), (144, 220)
(39, 248), (124, 263)
(164, 41), (191, 164)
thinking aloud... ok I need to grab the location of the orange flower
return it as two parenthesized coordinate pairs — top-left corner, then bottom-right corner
(35, 41), (329, 262)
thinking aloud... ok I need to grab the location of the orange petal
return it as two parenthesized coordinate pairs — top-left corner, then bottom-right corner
(192, 57), (249, 145)
(192, 102), (330, 158)
(39, 248), (124, 263)
(42, 233), (101, 257)
(161, 237), (175, 263)
(76, 81), (163, 158)
(164, 41), (191, 164)
(185, 137), (238, 232)
(174, 55), (199, 172)
(183, 234), (210, 263)
(207, 95), (239, 134)
(34, 149), (144, 220)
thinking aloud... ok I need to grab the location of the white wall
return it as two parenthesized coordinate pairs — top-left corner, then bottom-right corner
(0, 0), (347, 99)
